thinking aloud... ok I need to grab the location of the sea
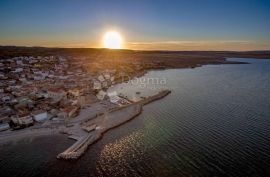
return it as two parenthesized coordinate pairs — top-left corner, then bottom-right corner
(1, 58), (270, 177)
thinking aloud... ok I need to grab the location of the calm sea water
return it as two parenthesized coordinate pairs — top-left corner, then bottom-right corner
(1, 58), (270, 177)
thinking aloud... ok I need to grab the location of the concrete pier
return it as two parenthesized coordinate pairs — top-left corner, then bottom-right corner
(139, 90), (171, 105)
(57, 104), (142, 160)
(57, 90), (171, 160)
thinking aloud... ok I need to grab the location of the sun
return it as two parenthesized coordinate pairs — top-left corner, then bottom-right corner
(103, 31), (122, 49)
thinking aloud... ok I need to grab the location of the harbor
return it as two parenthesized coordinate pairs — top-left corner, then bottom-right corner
(57, 90), (171, 160)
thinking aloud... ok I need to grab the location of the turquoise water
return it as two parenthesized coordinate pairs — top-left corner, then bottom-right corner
(1, 58), (270, 177)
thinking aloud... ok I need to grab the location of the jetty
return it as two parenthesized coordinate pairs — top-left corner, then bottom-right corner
(139, 90), (171, 105)
(57, 90), (171, 160)
(57, 104), (142, 159)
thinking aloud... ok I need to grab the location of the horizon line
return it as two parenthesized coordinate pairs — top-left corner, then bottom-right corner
(1, 45), (270, 53)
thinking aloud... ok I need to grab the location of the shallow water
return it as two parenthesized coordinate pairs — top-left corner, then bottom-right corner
(1, 58), (270, 177)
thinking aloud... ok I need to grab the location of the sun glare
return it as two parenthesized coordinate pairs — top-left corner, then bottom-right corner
(103, 31), (122, 49)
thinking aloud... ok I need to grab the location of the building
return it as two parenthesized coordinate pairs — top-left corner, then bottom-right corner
(2, 95), (11, 103)
(103, 73), (111, 80)
(15, 68), (23, 73)
(77, 95), (93, 108)
(0, 123), (9, 132)
(68, 88), (82, 98)
(32, 110), (48, 122)
(47, 88), (67, 100)
(93, 80), (102, 90)
(96, 90), (107, 100)
(10, 115), (34, 129)
(61, 106), (80, 118)
(98, 75), (105, 82)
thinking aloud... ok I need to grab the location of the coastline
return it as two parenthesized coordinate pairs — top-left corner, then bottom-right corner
(57, 90), (171, 160)
(0, 57), (254, 158)
(0, 57), (247, 145)
(0, 127), (60, 145)
(0, 56), (251, 146)
(57, 104), (143, 159)
(0, 89), (171, 159)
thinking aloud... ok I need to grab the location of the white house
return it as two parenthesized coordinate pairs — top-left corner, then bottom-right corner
(96, 90), (107, 100)
(108, 92), (121, 104)
(104, 73), (111, 80)
(98, 75), (105, 82)
(32, 110), (48, 122)
(0, 123), (10, 132)
(15, 68), (23, 73)
(34, 75), (44, 81)
(16, 60), (23, 65)
(93, 80), (102, 90)
(110, 76), (115, 82)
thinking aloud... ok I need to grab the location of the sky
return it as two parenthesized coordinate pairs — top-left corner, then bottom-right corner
(0, 0), (270, 51)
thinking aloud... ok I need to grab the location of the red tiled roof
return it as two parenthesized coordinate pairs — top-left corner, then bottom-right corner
(62, 106), (77, 113)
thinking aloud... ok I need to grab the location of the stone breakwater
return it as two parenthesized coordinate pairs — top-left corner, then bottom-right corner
(57, 90), (171, 160)
(139, 90), (171, 105)
(57, 104), (142, 159)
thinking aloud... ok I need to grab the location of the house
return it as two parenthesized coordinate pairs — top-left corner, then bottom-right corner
(0, 107), (15, 119)
(8, 80), (16, 85)
(16, 60), (23, 65)
(2, 96), (11, 103)
(19, 78), (27, 83)
(10, 115), (34, 129)
(107, 92), (121, 104)
(93, 80), (102, 90)
(98, 75), (105, 82)
(77, 95), (93, 107)
(102, 81), (108, 88)
(34, 75), (44, 80)
(15, 68), (23, 73)
(15, 97), (33, 109)
(103, 73), (111, 80)
(32, 110), (48, 122)
(47, 88), (66, 100)
(0, 123), (10, 132)
(96, 90), (107, 100)
(110, 76), (115, 82)
(61, 106), (80, 118)
(68, 88), (82, 98)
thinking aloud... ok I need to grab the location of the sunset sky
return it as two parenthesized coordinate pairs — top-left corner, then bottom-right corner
(0, 0), (270, 51)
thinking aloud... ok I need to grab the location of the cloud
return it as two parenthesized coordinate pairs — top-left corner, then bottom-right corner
(126, 40), (269, 51)
(129, 40), (252, 45)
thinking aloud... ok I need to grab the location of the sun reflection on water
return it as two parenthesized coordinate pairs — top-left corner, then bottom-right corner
(96, 131), (145, 176)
